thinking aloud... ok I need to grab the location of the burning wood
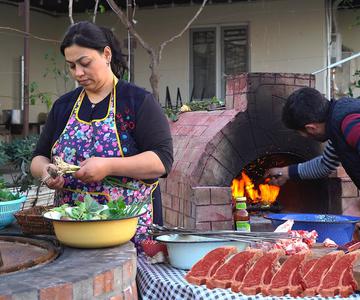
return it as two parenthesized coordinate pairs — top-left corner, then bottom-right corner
(231, 171), (280, 206)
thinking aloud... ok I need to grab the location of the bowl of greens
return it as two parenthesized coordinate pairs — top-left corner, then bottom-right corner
(43, 195), (147, 248)
(0, 182), (27, 229)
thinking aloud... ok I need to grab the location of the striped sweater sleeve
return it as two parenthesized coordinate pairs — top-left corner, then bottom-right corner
(288, 141), (340, 180)
(341, 113), (360, 152)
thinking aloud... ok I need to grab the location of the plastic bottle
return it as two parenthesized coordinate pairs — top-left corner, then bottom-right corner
(233, 196), (250, 232)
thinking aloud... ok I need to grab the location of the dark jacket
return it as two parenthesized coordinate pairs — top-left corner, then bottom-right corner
(326, 98), (360, 189)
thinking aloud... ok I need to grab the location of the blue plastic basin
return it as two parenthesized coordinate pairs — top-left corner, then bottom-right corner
(264, 213), (360, 245)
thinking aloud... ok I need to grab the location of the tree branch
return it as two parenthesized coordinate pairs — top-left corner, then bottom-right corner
(68, 0), (75, 25)
(93, 0), (100, 23)
(106, 0), (155, 57)
(0, 26), (60, 43)
(159, 0), (208, 60)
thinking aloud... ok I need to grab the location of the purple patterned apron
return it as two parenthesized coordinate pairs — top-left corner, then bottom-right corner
(51, 80), (157, 242)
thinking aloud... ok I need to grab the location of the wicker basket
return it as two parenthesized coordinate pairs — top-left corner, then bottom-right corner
(14, 205), (55, 235)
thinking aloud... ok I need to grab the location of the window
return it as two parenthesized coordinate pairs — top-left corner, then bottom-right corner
(190, 25), (249, 101)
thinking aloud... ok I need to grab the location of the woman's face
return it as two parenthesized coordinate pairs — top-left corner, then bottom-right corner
(64, 44), (112, 92)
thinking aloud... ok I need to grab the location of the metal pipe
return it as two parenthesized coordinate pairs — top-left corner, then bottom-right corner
(20, 55), (24, 111)
(22, 0), (30, 136)
(312, 51), (360, 75)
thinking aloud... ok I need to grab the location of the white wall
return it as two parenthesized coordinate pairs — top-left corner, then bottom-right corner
(0, 0), (327, 118)
(128, 0), (327, 102)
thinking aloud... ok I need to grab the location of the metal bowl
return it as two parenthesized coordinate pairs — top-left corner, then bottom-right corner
(264, 213), (360, 245)
(43, 209), (146, 248)
(155, 234), (248, 270)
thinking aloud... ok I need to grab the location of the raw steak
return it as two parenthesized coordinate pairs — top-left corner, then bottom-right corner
(302, 250), (344, 296)
(288, 257), (318, 297)
(185, 246), (237, 285)
(232, 249), (284, 295)
(206, 248), (262, 289)
(318, 250), (360, 297)
(263, 250), (310, 296)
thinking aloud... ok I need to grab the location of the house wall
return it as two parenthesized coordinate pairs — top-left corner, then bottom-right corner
(0, 0), (327, 122)
(335, 9), (360, 98)
(129, 0), (327, 103)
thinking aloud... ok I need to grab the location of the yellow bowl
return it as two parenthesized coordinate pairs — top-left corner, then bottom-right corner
(43, 210), (144, 248)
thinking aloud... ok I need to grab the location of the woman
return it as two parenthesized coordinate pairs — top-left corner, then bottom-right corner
(30, 21), (173, 241)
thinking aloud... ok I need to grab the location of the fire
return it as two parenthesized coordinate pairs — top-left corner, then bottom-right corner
(231, 171), (280, 206)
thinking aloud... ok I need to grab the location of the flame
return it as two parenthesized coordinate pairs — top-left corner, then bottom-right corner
(231, 171), (280, 206)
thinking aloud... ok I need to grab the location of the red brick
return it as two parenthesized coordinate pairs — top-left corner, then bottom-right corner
(336, 166), (350, 178)
(210, 187), (232, 205)
(93, 270), (114, 297)
(40, 283), (73, 300)
(234, 93), (248, 112)
(166, 180), (179, 197)
(178, 214), (184, 227)
(161, 193), (171, 209)
(195, 222), (211, 230)
(123, 282), (138, 300)
(109, 295), (124, 300)
(193, 187), (211, 205)
(211, 220), (233, 230)
(165, 208), (179, 226)
(196, 205), (233, 222)
(184, 200), (192, 217)
(172, 196), (180, 212)
(184, 216), (195, 229)
(342, 197), (360, 216)
(0, 295), (11, 300)
(122, 260), (135, 287)
(341, 181), (359, 198)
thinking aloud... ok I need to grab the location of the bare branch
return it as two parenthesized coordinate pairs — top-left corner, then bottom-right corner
(106, 0), (155, 57)
(68, 0), (75, 25)
(0, 26), (60, 43)
(93, 0), (100, 23)
(159, 0), (208, 60)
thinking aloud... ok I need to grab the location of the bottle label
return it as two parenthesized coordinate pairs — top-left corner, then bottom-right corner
(235, 221), (251, 232)
(235, 202), (247, 210)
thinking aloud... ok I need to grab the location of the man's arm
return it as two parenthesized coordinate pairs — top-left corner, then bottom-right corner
(341, 113), (360, 153)
(266, 141), (340, 185)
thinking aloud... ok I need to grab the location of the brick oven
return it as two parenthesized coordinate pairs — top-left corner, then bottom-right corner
(160, 73), (360, 231)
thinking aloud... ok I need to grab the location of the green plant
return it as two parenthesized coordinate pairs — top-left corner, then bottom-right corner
(30, 50), (74, 112)
(0, 135), (40, 193)
(29, 81), (53, 111)
(163, 96), (224, 122)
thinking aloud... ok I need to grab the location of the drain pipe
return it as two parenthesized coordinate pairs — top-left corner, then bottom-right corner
(325, 0), (332, 99)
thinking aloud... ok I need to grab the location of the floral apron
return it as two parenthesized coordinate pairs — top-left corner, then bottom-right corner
(51, 80), (157, 243)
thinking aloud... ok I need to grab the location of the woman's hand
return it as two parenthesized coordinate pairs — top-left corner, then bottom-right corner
(264, 166), (289, 186)
(74, 157), (109, 183)
(42, 164), (65, 190)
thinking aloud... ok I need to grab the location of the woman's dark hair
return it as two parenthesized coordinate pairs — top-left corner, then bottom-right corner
(282, 87), (330, 130)
(60, 21), (127, 78)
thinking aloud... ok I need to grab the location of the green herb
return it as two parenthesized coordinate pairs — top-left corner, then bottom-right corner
(0, 178), (20, 202)
(104, 176), (139, 191)
(50, 195), (147, 220)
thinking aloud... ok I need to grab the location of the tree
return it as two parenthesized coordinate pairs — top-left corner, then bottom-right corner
(106, 0), (208, 101)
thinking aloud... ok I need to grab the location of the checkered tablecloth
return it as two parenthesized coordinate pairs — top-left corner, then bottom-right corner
(136, 255), (360, 300)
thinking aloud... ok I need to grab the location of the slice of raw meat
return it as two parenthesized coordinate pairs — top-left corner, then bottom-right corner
(185, 246), (237, 285)
(302, 250), (344, 296)
(318, 250), (360, 297)
(232, 249), (284, 295)
(206, 248), (262, 289)
(263, 250), (310, 296)
(288, 257), (318, 297)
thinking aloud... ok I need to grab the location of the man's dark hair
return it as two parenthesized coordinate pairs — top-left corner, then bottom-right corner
(282, 87), (330, 130)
